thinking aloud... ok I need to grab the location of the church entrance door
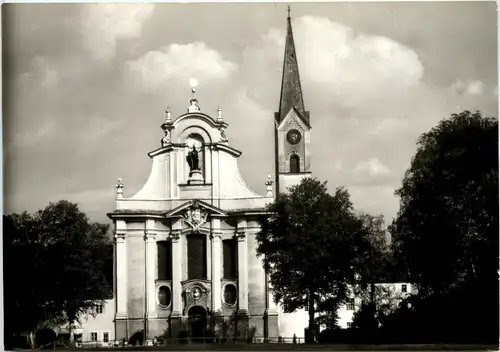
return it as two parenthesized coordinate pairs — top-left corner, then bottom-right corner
(188, 306), (207, 343)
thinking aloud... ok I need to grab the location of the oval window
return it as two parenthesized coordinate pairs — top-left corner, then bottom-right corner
(158, 286), (171, 307)
(223, 284), (237, 306)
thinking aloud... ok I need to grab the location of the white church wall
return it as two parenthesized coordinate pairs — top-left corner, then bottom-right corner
(129, 154), (169, 200)
(217, 152), (261, 200)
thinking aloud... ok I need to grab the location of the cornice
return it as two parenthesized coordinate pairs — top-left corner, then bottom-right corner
(211, 143), (242, 157)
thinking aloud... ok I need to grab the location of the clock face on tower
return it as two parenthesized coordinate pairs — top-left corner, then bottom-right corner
(287, 129), (302, 145)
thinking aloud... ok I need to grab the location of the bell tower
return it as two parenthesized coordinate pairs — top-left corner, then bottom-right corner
(274, 7), (312, 194)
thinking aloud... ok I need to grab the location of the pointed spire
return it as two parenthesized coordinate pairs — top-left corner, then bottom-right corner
(276, 6), (309, 125)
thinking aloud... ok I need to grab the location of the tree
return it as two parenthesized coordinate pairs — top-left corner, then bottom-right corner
(256, 177), (363, 339)
(389, 110), (498, 342)
(391, 110), (498, 295)
(352, 284), (406, 331)
(3, 201), (112, 348)
(353, 214), (390, 306)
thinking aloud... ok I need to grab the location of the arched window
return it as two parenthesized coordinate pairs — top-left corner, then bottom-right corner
(290, 154), (300, 173)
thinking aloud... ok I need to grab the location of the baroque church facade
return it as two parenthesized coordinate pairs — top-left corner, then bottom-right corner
(108, 13), (311, 343)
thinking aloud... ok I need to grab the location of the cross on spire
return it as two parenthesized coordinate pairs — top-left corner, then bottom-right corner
(287, 5), (291, 19)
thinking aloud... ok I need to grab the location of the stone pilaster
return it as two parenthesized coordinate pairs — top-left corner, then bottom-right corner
(170, 228), (183, 341)
(115, 231), (128, 319)
(144, 232), (157, 319)
(114, 231), (128, 341)
(211, 219), (223, 313)
(171, 231), (182, 317)
(237, 223), (248, 314)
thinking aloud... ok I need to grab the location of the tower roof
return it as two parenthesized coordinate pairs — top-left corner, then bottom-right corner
(276, 7), (309, 126)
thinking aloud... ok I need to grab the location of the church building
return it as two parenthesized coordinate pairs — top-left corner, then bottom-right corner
(108, 11), (311, 343)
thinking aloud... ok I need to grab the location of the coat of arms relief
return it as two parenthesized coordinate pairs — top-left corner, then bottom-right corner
(182, 202), (208, 232)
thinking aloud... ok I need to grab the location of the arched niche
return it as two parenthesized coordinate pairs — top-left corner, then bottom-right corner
(185, 133), (206, 181)
(177, 126), (212, 145)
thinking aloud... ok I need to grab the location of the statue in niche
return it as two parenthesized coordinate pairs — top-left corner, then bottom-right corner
(186, 146), (200, 171)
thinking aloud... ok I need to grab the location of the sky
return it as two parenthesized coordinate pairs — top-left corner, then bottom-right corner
(3, 2), (498, 227)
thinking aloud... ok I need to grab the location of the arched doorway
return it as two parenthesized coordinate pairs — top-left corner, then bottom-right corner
(188, 306), (207, 342)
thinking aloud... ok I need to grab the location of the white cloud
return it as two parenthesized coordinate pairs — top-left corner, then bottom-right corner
(80, 4), (155, 62)
(450, 79), (485, 96)
(355, 158), (391, 177)
(296, 17), (423, 92)
(348, 185), (399, 222)
(466, 80), (484, 95)
(242, 16), (424, 111)
(124, 42), (237, 92)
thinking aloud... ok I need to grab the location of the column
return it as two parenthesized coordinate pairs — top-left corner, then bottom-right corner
(237, 230), (248, 313)
(145, 232), (157, 318)
(115, 232), (128, 318)
(171, 232), (182, 316)
(211, 231), (222, 312)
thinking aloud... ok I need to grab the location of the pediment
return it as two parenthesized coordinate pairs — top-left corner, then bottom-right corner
(277, 106), (310, 132)
(165, 199), (227, 232)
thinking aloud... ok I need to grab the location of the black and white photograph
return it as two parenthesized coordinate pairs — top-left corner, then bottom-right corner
(2, 2), (499, 350)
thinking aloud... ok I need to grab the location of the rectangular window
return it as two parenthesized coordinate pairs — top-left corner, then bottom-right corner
(90, 332), (98, 342)
(401, 284), (407, 293)
(223, 239), (238, 279)
(188, 235), (207, 279)
(103, 332), (109, 343)
(346, 299), (355, 310)
(157, 241), (172, 280)
(347, 322), (352, 329)
(96, 303), (103, 314)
